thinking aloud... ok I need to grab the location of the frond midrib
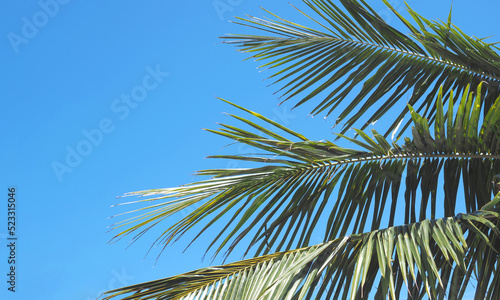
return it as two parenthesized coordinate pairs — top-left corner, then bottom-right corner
(203, 151), (500, 183)
(244, 35), (500, 82)
(312, 151), (500, 167)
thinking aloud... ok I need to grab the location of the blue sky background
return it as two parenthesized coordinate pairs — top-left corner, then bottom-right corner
(1, 1), (500, 299)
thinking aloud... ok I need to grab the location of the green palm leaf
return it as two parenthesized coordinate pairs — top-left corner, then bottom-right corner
(222, 0), (500, 136)
(103, 2), (500, 299)
(109, 85), (500, 262)
(100, 239), (345, 300)
(102, 195), (500, 299)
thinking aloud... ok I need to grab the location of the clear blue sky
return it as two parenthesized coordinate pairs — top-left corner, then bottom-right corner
(1, 1), (500, 299)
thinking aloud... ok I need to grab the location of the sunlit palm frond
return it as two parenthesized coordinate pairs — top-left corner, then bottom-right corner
(102, 194), (500, 300)
(109, 85), (500, 262)
(222, 0), (500, 136)
(100, 239), (345, 300)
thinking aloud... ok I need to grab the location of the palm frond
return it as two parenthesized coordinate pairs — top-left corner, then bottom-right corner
(109, 85), (500, 262)
(222, 0), (500, 136)
(102, 195), (500, 299)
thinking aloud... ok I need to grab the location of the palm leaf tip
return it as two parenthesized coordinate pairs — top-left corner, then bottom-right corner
(102, 200), (500, 299)
(109, 85), (500, 265)
(222, 0), (500, 137)
(105, 1), (500, 297)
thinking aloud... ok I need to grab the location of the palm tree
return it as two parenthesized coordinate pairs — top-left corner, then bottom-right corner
(101, 0), (500, 299)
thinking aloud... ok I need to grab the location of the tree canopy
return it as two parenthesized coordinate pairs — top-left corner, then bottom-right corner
(101, 1), (500, 299)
